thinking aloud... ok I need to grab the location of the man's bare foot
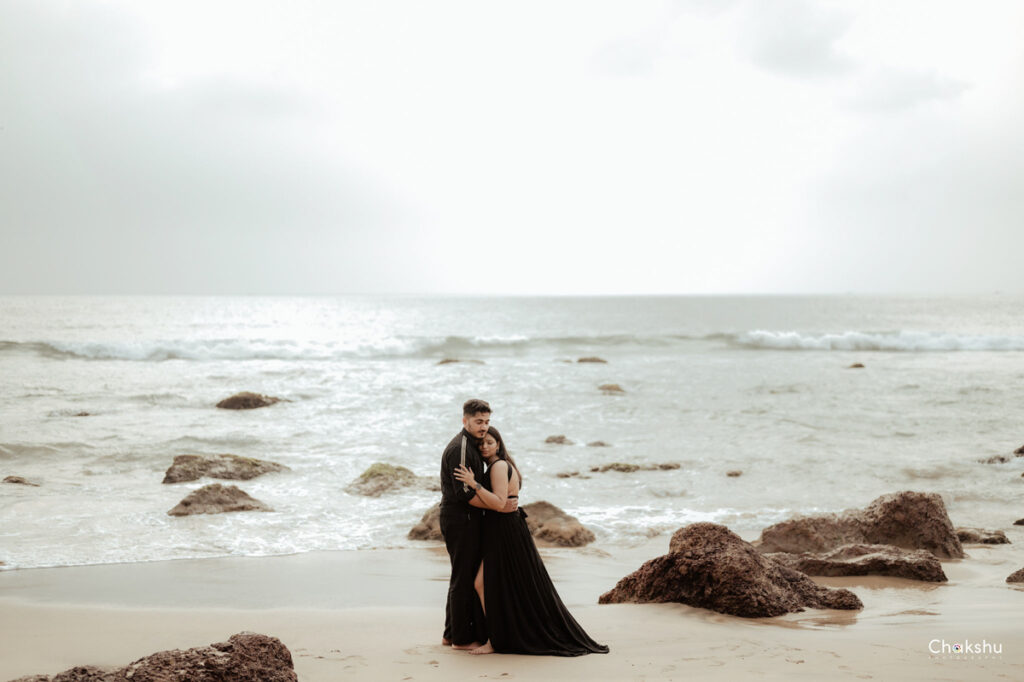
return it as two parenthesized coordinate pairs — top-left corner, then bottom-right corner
(469, 641), (495, 655)
(451, 641), (482, 650)
(442, 637), (452, 646)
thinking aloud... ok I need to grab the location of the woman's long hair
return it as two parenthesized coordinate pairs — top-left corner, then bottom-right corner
(487, 426), (522, 488)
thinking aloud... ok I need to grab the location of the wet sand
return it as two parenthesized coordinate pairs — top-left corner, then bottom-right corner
(1, 539), (1022, 681)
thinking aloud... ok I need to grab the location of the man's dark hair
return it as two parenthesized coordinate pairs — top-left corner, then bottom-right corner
(463, 398), (491, 416)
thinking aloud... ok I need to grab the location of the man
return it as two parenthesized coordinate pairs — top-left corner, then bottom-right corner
(439, 398), (491, 649)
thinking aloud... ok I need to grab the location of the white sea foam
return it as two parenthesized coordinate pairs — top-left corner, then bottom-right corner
(733, 330), (1024, 352)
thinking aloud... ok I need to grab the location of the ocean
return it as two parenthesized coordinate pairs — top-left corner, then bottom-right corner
(1, 294), (1022, 570)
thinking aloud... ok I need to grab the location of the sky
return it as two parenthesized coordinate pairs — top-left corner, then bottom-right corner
(1, 0), (1022, 295)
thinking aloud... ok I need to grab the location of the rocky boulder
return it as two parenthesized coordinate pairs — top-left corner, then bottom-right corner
(756, 491), (965, 559)
(1007, 568), (1024, 583)
(167, 484), (273, 516)
(1015, 444), (1024, 456)
(345, 462), (437, 497)
(215, 392), (282, 410)
(600, 523), (862, 617)
(578, 357), (608, 363)
(1015, 519), (1024, 526)
(587, 441), (610, 447)
(765, 544), (947, 582)
(408, 503), (442, 541)
(523, 501), (596, 547)
(545, 435), (574, 445)
(726, 470), (743, 477)
(848, 363), (865, 369)
(598, 383), (626, 394)
(3, 475), (40, 487)
(956, 527), (1010, 544)
(13, 632), (296, 682)
(162, 454), (289, 484)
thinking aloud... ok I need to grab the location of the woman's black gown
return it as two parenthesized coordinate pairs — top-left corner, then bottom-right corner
(480, 470), (609, 656)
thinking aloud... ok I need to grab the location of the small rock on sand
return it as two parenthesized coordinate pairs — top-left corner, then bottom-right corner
(167, 483), (273, 516)
(13, 632), (297, 682)
(956, 527), (1010, 544)
(216, 392), (282, 410)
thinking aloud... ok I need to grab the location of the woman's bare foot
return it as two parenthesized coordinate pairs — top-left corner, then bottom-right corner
(451, 641), (482, 650)
(469, 641), (495, 655)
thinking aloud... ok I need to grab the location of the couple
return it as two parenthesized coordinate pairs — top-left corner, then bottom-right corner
(439, 398), (608, 656)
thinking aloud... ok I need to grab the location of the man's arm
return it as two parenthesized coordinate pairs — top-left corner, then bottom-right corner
(442, 444), (479, 504)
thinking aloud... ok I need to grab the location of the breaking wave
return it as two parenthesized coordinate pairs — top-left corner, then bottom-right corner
(731, 330), (1024, 352)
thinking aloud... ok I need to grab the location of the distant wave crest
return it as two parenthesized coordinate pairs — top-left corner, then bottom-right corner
(732, 330), (1024, 352)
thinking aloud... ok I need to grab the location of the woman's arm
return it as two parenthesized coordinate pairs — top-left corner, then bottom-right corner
(454, 461), (509, 512)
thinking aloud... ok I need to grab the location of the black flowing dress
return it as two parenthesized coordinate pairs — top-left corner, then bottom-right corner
(481, 468), (609, 656)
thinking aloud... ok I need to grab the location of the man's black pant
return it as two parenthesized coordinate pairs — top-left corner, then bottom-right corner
(440, 507), (487, 645)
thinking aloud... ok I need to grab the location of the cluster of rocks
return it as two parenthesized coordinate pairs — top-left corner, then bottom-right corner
(11, 632), (296, 682)
(598, 490), (1023, 617)
(408, 500), (596, 548)
(162, 452), (290, 516)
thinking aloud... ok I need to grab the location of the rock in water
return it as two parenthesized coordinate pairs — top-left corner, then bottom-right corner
(14, 632), (297, 682)
(600, 523), (862, 617)
(545, 435), (574, 445)
(756, 491), (964, 559)
(167, 484), (273, 516)
(162, 454), (289, 484)
(3, 475), (40, 486)
(522, 501), (596, 547)
(956, 527), (1011, 544)
(586, 441), (610, 447)
(1007, 568), (1024, 583)
(215, 392), (282, 410)
(598, 383), (625, 394)
(577, 356), (608, 363)
(345, 462), (436, 496)
(408, 503), (442, 541)
(765, 544), (947, 582)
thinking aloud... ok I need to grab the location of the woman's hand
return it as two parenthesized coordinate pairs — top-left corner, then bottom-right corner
(453, 464), (477, 488)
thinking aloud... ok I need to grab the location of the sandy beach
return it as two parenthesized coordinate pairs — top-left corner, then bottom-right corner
(2, 535), (1022, 681)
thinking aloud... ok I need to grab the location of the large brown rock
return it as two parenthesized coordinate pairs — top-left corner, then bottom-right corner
(408, 503), (442, 541)
(215, 392), (282, 410)
(600, 523), (862, 617)
(765, 544), (947, 582)
(407, 500), (596, 547)
(523, 501), (596, 547)
(956, 527), (1010, 544)
(162, 454), (288, 484)
(3, 475), (40, 486)
(15, 632), (296, 681)
(1007, 568), (1024, 583)
(167, 484), (273, 516)
(756, 491), (965, 559)
(345, 462), (437, 497)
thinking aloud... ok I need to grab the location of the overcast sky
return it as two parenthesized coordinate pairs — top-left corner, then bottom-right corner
(2, 0), (1022, 295)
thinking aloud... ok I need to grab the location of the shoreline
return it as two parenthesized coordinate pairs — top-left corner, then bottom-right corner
(2, 541), (1023, 680)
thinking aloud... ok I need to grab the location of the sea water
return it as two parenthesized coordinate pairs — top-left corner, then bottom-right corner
(1, 294), (1022, 569)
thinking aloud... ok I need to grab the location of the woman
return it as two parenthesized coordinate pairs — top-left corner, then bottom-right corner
(454, 426), (609, 656)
